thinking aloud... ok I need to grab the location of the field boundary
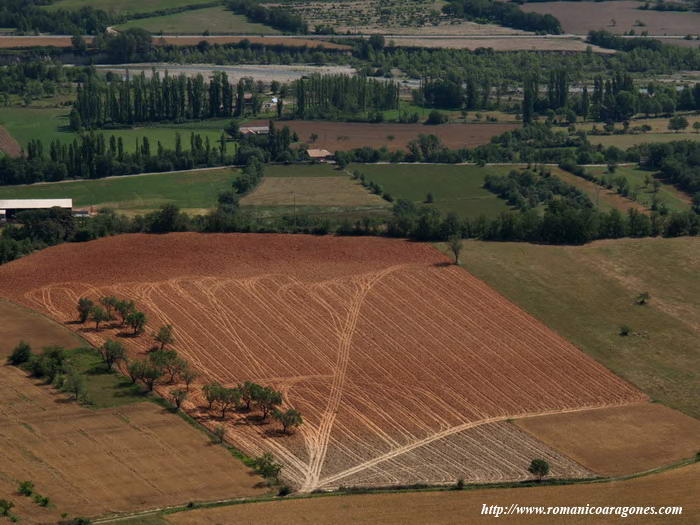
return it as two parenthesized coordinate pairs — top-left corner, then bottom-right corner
(92, 454), (700, 523)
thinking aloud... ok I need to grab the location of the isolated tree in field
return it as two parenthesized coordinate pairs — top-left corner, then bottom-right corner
(127, 311), (147, 335)
(62, 368), (86, 400)
(256, 387), (283, 420)
(447, 235), (462, 265)
(528, 459), (550, 481)
(155, 324), (175, 350)
(171, 388), (188, 410)
(100, 339), (126, 370)
(127, 360), (146, 384)
(8, 341), (32, 365)
(694, 122), (700, 133)
(115, 299), (136, 326)
(100, 296), (118, 318)
(90, 306), (109, 332)
(77, 297), (94, 323)
(203, 382), (223, 409)
(181, 366), (199, 391)
(272, 408), (303, 434)
(668, 115), (689, 132)
(636, 292), (651, 305)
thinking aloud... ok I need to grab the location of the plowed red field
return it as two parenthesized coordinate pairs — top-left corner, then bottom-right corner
(0, 234), (647, 491)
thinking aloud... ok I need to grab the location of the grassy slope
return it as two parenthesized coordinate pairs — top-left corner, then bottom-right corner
(119, 6), (280, 34)
(0, 107), (230, 153)
(355, 164), (511, 220)
(441, 238), (700, 419)
(586, 166), (691, 213)
(0, 168), (237, 212)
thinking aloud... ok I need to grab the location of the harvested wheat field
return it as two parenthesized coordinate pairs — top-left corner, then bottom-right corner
(515, 403), (700, 476)
(0, 364), (267, 524)
(250, 120), (517, 151)
(0, 125), (21, 157)
(168, 462), (700, 525)
(391, 36), (615, 53)
(0, 234), (648, 492)
(240, 176), (390, 207)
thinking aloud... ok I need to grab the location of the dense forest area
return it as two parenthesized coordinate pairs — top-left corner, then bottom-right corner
(640, 141), (700, 197)
(0, 0), (114, 34)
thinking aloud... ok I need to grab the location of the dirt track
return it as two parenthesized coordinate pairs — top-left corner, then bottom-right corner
(0, 125), (21, 157)
(0, 234), (648, 491)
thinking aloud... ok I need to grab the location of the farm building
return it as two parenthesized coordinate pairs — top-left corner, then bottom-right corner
(0, 199), (73, 221)
(307, 149), (333, 162)
(240, 126), (270, 136)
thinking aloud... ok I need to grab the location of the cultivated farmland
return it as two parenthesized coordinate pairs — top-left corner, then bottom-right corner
(521, 1), (700, 36)
(249, 121), (517, 152)
(445, 237), (700, 418)
(0, 168), (238, 215)
(0, 234), (647, 491)
(119, 6), (280, 34)
(168, 462), (700, 525)
(354, 164), (511, 219)
(0, 302), (267, 524)
(588, 132), (700, 148)
(515, 403), (700, 476)
(45, 0), (216, 15)
(0, 124), (21, 157)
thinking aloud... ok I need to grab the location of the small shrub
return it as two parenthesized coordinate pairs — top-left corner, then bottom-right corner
(8, 341), (32, 366)
(278, 485), (292, 496)
(455, 478), (465, 490)
(18, 480), (34, 496)
(619, 325), (631, 336)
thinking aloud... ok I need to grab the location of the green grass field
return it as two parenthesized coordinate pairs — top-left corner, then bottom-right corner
(264, 164), (344, 177)
(586, 166), (691, 213)
(0, 107), (231, 153)
(45, 0), (215, 14)
(440, 237), (700, 419)
(0, 168), (237, 213)
(119, 6), (279, 34)
(354, 164), (511, 219)
(589, 132), (700, 148)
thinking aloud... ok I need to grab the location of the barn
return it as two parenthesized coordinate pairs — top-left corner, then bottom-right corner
(0, 199), (73, 222)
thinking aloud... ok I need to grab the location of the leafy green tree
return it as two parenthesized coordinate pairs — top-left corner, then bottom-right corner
(256, 386), (283, 420)
(528, 459), (550, 481)
(90, 306), (109, 332)
(181, 366), (199, 391)
(239, 381), (262, 411)
(213, 424), (226, 444)
(18, 481), (34, 496)
(62, 368), (86, 400)
(253, 453), (282, 480)
(126, 311), (147, 335)
(8, 341), (32, 366)
(77, 298), (94, 323)
(668, 115), (689, 132)
(203, 382), (223, 409)
(99, 339), (126, 370)
(171, 388), (188, 410)
(0, 498), (14, 516)
(100, 296), (118, 318)
(115, 299), (136, 326)
(447, 235), (462, 265)
(141, 364), (164, 391)
(155, 324), (175, 350)
(127, 360), (146, 384)
(272, 408), (303, 434)
(217, 388), (241, 418)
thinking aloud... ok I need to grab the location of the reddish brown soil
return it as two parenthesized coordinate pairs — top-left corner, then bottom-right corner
(0, 234), (647, 491)
(250, 120), (517, 151)
(522, 1), (700, 36)
(158, 35), (351, 50)
(0, 125), (21, 157)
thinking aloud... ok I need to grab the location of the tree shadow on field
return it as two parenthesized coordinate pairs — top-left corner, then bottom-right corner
(244, 414), (269, 426)
(262, 428), (287, 438)
(432, 261), (452, 268)
(65, 320), (83, 326)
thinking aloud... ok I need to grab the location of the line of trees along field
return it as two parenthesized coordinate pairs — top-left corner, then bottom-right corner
(443, 0), (562, 33)
(225, 0), (307, 33)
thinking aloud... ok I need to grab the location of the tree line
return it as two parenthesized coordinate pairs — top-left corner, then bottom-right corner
(293, 74), (400, 119)
(72, 71), (252, 129)
(225, 0), (307, 33)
